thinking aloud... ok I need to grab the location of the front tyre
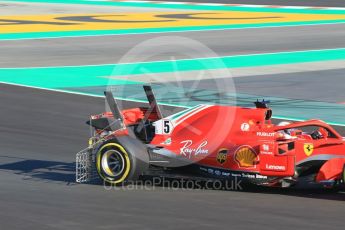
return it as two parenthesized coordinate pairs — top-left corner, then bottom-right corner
(96, 136), (149, 185)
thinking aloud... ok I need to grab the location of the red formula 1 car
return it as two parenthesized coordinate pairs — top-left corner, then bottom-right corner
(76, 86), (345, 190)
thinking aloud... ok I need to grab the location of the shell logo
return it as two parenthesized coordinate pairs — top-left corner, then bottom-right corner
(234, 146), (257, 168)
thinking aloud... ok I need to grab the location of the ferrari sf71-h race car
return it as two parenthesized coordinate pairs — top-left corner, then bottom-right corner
(76, 86), (345, 190)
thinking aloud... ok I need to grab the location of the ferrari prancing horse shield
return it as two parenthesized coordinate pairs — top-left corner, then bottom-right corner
(304, 143), (314, 156)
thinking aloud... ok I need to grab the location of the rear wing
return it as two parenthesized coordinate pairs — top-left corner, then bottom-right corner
(103, 85), (163, 130)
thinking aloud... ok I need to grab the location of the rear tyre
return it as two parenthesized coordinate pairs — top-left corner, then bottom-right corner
(96, 136), (149, 185)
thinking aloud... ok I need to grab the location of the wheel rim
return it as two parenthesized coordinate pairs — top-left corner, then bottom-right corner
(101, 150), (125, 177)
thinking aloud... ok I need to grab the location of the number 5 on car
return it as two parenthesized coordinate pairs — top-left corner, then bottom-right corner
(162, 119), (173, 134)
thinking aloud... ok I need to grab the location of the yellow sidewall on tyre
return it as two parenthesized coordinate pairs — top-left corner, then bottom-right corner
(96, 143), (131, 185)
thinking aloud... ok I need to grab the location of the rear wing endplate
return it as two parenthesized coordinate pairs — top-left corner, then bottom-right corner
(104, 91), (125, 131)
(143, 85), (163, 119)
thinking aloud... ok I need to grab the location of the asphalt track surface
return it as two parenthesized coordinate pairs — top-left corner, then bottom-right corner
(1, 1), (345, 230)
(147, 0), (345, 7)
(0, 84), (344, 230)
(1, 23), (345, 67)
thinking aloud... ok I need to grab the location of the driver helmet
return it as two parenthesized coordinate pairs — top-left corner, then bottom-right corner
(277, 121), (293, 139)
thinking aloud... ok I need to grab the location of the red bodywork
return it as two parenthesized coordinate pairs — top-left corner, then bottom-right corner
(92, 103), (345, 187)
